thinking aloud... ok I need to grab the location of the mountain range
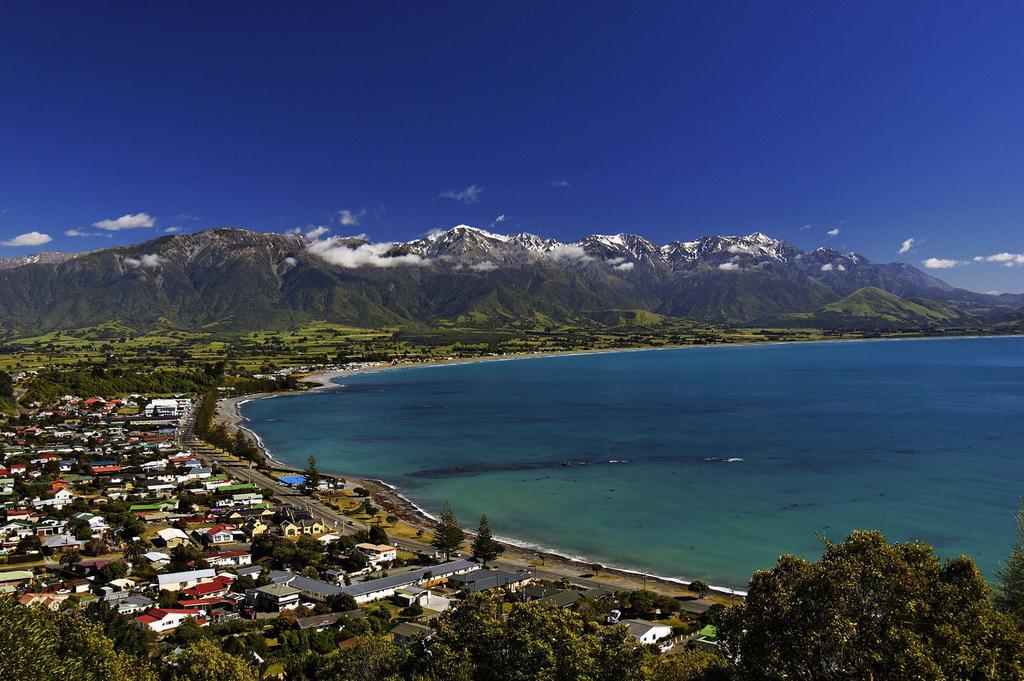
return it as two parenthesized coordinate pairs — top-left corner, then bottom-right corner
(1, 226), (1021, 336)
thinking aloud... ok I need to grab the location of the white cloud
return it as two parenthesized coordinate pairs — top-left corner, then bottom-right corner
(164, 226), (182, 233)
(1, 231), (52, 247)
(283, 257), (298, 267)
(124, 253), (166, 269)
(306, 237), (431, 269)
(799, 224), (812, 231)
(304, 226), (330, 240)
(439, 184), (483, 204)
(64, 229), (89, 237)
(837, 264), (846, 271)
(469, 260), (498, 272)
(718, 262), (740, 271)
(285, 227), (302, 235)
(974, 252), (1024, 267)
(606, 257), (627, 265)
(820, 263), (834, 271)
(613, 261), (635, 272)
(550, 178), (570, 188)
(727, 244), (754, 254)
(92, 212), (155, 231)
(899, 238), (915, 254)
(338, 209), (366, 226)
(922, 258), (964, 269)
(545, 244), (593, 262)
(827, 228), (841, 237)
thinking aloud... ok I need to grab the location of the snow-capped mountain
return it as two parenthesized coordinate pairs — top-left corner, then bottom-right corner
(397, 225), (829, 273)
(0, 226), (1015, 335)
(0, 251), (78, 270)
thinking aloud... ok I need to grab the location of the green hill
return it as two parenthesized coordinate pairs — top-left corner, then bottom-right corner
(784, 287), (976, 330)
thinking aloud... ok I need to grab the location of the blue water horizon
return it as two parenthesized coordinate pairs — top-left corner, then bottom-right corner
(242, 336), (1024, 589)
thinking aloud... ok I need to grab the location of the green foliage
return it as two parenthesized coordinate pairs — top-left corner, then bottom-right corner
(431, 500), (466, 561)
(23, 367), (215, 403)
(650, 649), (730, 681)
(792, 286), (973, 330)
(624, 590), (679, 619)
(368, 523), (390, 546)
(421, 593), (657, 681)
(304, 455), (321, 490)
(0, 596), (157, 681)
(167, 639), (257, 681)
(719, 530), (1024, 679)
(997, 500), (1024, 627)
(471, 514), (504, 567)
(688, 579), (710, 599)
(307, 635), (410, 681)
(82, 600), (155, 659)
(0, 369), (13, 397)
(97, 559), (128, 583)
(252, 533), (324, 571)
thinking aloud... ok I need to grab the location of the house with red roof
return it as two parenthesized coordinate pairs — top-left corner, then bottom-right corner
(176, 597), (234, 610)
(179, 575), (234, 599)
(202, 524), (238, 545)
(132, 608), (206, 633)
(206, 549), (252, 568)
(48, 480), (70, 493)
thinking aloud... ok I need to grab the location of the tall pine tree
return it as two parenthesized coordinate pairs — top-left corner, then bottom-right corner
(431, 501), (465, 561)
(472, 514), (504, 567)
(304, 455), (321, 491)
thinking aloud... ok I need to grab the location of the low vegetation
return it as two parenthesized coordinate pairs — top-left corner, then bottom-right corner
(4, 527), (1024, 679)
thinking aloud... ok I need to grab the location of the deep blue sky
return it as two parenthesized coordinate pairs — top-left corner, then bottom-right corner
(1, 2), (1022, 292)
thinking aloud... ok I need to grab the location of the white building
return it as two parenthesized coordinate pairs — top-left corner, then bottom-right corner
(355, 543), (398, 566)
(157, 568), (217, 592)
(144, 398), (190, 418)
(133, 608), (205, 632)
(621, 619), (673, 647)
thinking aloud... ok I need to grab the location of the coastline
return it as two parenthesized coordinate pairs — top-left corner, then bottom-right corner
(216, 334), (1023, 598)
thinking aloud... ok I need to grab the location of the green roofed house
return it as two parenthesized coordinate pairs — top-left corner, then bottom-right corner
(0, 570), (34, 590)
(694, 624), (719, 652)
(130, 498), (179, 512)
(217, 483), (258, 493)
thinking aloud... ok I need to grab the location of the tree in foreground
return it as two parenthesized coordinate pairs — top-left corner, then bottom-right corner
(431, 501), (465, 561)
(420, 593), (657, 681)
(166, 639), (257, 681)
(471, 514), (504, 567)
(0, 596), (156, 681)
(997, 500), (1024, 627)
(307, 635), (409, 681)
(718, 530), (1024, 679)
(651, 649), (730, 681)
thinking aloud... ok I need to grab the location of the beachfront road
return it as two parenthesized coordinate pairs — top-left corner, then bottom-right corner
(178, 410), (717, 613)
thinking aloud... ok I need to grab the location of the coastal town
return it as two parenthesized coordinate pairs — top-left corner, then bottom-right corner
(0, 366), (724, 678)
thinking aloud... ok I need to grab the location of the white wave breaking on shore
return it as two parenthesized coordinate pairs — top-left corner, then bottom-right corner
(372, 479), (747, 596)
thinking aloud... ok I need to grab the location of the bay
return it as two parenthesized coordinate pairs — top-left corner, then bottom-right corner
(242, 336), (1024, 589)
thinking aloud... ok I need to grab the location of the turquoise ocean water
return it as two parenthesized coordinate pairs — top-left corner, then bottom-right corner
(242, 337), (1024, 589)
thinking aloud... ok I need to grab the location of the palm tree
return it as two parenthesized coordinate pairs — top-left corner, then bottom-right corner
(124, 539), (148, 564)
(58, 548), (82, 571)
